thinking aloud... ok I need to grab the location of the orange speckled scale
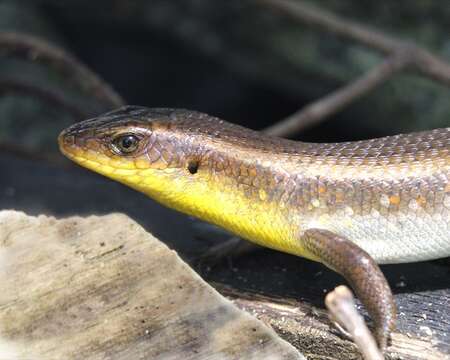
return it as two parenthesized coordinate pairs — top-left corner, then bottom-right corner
(59, 106), (450, 351)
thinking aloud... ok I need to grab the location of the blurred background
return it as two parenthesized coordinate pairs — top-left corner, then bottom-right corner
(2, 1), (450, 154)
(0, 0), (449, 353)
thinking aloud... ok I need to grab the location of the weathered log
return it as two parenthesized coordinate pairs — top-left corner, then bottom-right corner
(216, 285), (448, 360)
(0, 211), (303, 360)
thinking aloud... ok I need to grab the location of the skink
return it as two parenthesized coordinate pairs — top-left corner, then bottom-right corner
(58, 106), (450, 351)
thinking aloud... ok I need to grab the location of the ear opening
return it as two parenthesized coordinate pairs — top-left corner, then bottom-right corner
(187, 160), (199, 174)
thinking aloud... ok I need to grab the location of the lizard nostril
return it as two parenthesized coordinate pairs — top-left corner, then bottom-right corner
(58, 132), (70, 145)
(64, 135), (75, 146)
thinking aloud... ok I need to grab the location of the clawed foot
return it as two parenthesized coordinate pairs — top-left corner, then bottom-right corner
(194, 236), (259, 269)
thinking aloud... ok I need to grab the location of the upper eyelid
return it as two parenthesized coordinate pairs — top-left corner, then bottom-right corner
(111, 131), (144, 140)
(113, 126), (152, 137)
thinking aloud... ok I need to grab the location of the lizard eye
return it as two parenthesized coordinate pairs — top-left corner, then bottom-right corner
(111, 134), (140, 154)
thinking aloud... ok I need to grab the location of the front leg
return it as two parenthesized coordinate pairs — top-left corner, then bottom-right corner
(194, 236), (259, 265)
(302, 228), (396, 351)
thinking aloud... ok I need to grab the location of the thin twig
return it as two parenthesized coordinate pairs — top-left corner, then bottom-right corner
(0, 32), (125, 107)
(0, 80), (88, 119)
(259, 0), (398, 53)
(264, 53), (408, 136)
(259, 0), (450, 86)
(325, 285), (383, 360)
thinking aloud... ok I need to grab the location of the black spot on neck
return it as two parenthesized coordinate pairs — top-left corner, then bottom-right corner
(188, 160), (199, 174)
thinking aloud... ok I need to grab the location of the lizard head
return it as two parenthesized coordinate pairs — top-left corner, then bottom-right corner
(59, 105), (296, 253)
(58, 106), (226, 213)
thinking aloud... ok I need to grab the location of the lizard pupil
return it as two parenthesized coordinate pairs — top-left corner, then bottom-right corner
(121, 136), (136, 149)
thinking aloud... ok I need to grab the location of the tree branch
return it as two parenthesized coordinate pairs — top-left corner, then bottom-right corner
(0, 79), (88, 119)
(259, 0), (398, 53)
(259, 0), (450, 136)
(325, 286), (383, 360)
(0, 32), (125, 108)
(264, 53), (408, 136)
(259, 0), (450, 86)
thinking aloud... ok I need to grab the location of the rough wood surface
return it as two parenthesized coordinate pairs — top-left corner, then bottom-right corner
(0, 211), (303, 360)
(216, 285), (448, 360)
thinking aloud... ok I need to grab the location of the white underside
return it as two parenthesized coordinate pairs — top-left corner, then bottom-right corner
(308, 211), (450, 264)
